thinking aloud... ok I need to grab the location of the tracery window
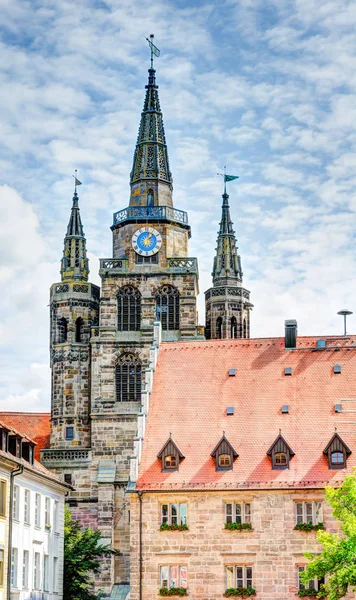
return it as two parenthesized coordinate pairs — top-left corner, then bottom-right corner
(75, 317), (84, 342)
(155, 285), (180, 331)
(57, 317), (68, 343)
(231, 316), (237, 339)
(115, 354), (141, 402)
(117, 286), (141, 332)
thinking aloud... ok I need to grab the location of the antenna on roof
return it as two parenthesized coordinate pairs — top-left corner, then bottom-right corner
(337, 309), (353, 336)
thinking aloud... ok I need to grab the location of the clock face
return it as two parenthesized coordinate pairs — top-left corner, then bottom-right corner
(132, 227), (162, 256)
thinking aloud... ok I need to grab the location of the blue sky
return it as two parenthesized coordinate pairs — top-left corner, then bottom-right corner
(1, 0), (356, 411)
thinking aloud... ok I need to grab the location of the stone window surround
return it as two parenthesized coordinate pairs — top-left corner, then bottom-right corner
(297, 565), (324, 592)
(226, 565), (253, 589)
(225, 502), (252, 525)
(160, 564), (188, 590)
(161, 502), (187, 526)
(295, 501), (323, 525)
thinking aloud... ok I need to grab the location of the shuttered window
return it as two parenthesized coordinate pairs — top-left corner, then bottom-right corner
(115, 354), (142, 402)
(117, 287), (141, 332)
(156, 286), (180, 331)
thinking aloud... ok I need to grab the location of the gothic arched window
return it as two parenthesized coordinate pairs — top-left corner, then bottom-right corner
(57, 317), (68, 343)
(243, 318), (247, 339)
(231, 316), (237, 339)
(117, 286), (141, 332)
(216, 317), (223, 339)
(155, 285), (180, 331)
(75, 317), (84, 342)
(115, 354), (142, 402)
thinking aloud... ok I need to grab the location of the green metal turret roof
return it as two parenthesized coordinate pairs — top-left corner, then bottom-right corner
(212, 191), (243, 286)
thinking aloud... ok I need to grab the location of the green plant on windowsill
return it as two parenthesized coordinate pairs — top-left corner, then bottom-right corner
(159, 522), (189, 532)
(224, 522), (253, 531)
(45, 523), (51, 531)
(159, 587), (188, 596)
(294, 522), (325, 532)
(224, 586), (256, 597)
(298, 589), (327, 598)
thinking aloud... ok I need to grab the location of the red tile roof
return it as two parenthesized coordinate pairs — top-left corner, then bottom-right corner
(137, 335), (356, 491)
(0, 413), (50, 461)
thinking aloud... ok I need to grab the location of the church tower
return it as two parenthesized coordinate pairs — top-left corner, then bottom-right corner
(205, 187), (253, 339)
(43, 52), (200, 595)
(48, 188), (100, 450)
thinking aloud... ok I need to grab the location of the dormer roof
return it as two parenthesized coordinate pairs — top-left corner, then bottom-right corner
(211, 435), (238, 458)
(267, 433), (295, 457)
(323, 432), (351, 456)
(157, 436), (184, 460)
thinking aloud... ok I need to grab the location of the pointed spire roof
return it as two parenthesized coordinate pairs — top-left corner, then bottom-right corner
(212, 191), (243, 286)
(129, 66), (173, 207)
(61, 190), (89, 282)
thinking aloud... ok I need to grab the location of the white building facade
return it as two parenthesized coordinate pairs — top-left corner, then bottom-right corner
(10, 470), (66, 600)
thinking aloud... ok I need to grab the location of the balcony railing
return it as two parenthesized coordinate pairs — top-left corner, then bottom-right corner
(41, 448), (92, 466)
(99, 259), (129, 273)
(112, 205), (189, 227)
(167, 257), (198, 273)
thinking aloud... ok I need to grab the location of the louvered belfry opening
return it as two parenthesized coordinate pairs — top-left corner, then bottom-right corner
(117, 286), (141, 331)
(75, 317), (84, 342)
(156, 285), (180, 331)
(57, 317), (68, 343)
(115, 354), (142, 402)
(231, 316), (237, 339)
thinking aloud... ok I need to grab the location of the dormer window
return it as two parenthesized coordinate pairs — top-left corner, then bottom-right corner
(157, 437), (184, 472)
(267, 433), (295, 470)
(218, 454), (231, 468)
(164, 455), (177, 470)
(274, 452), (287, 466)
(211, 435), (238, 471)
(323, 433), (351, 470)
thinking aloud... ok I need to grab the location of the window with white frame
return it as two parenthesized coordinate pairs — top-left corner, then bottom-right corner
(22, 550), (29, 589)
(45, 497), (51, 528)
(161, 503), (187, 526)
(34, 552), (41, 590)
(11, 548), (18, 588)
(225, 503), (251, 525)
(24, 489), (30, 524)
(0, 549), (4, 586)
(35, 494), (41, 528)
(54, 500), (59, 532)
(0, 481), (5, 517)
(160, 565), (187, 590)
(13, 485), (20, 521)
(43, 554), (49, 591)
(226, 566), (253, 590)
(53, 557), (59, 593)
(295, 502), (322, 525)
(298, 566), (324, 592)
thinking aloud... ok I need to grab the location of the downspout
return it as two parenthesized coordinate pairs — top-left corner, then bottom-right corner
(138, 491), (143, 600)
(7, 464), (23, 600)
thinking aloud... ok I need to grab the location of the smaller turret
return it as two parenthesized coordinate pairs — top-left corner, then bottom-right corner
(61, 190), (89, 282)
(205, 183), (253, 339)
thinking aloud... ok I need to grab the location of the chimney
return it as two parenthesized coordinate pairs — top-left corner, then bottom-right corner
(285, 320), (297, 349)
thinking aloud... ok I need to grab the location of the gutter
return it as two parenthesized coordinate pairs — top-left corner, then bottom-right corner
(138, 491), (143, 600)
(7, 464), (23, 600)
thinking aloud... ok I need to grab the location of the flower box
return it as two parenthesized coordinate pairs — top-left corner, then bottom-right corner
(294, 523), (325, 532)
(159, 587), (188, 596)
(224, 587), (256, 597)
(298, 590), (327, 598)
(159, 523), (189, 532)
(224, 522), (253, 531)
(45, 524), (52, 531)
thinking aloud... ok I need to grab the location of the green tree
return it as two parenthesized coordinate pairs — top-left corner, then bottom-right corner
(63, 506), (110, 600)
(301, 470), (356, 599)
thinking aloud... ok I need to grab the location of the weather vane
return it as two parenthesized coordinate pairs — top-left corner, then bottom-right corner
(72, 169), (82, 193)
(217, 166), (239, 194)
(146, 34), (161, 69)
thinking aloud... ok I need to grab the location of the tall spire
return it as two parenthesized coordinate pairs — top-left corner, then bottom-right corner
(212, 191), (243, 286)
(61, 190), (89, 282)
(129, 51), (173, 207)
